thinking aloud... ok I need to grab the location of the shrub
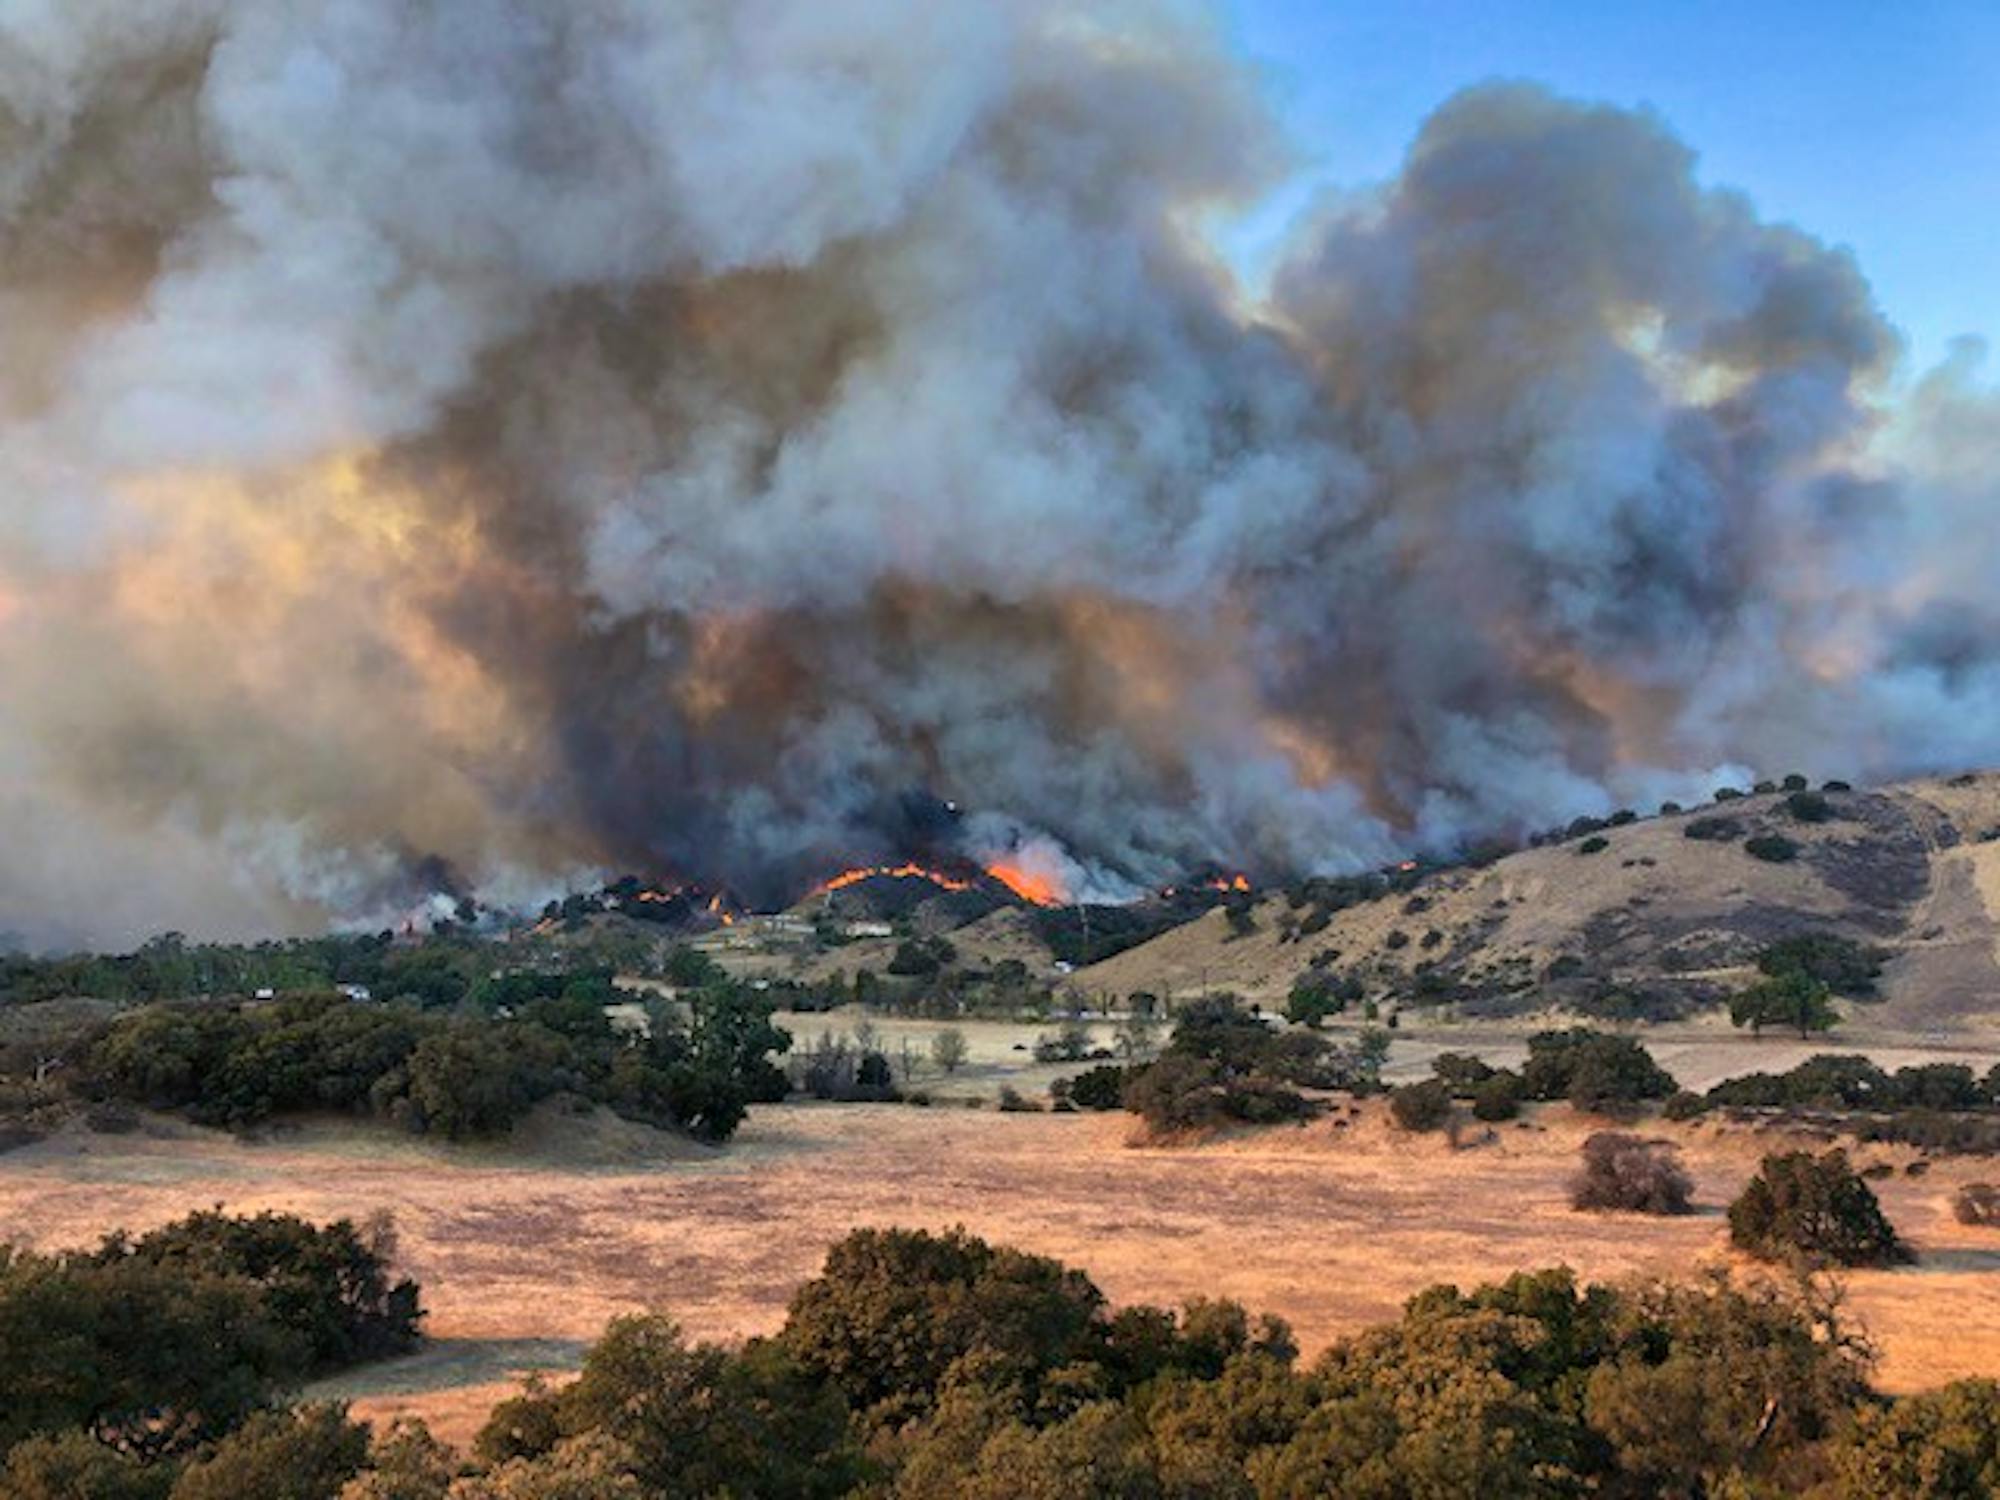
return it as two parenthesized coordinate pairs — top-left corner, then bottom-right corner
(1728, 1149), (1909, 1267)
(1954, 1183), (2000, 1228)
(929, 1029), (968, 1075)
(1388, 1079), (1454, 1132)
(1032, 1022), (1095, 1064)
(1744, 834), (1800, 863)
(1284, 972), (1358, 1028)
(1892, 1062), (1981, 1111)
(1122, 1054), (1230, 1135)
(1575, 836), (1610, 855)
(1571, 1132), (1693, 1214)
(1662, 1090), (1707, 1121)
(1471, 1070), (1524, 1122)
(1059, 1064), (1129, 1112)
(1430, 1052), (1495, 1096)
(1682, 816), (1742, 842)
(1785, 790), (1833, 823)
(996, 1085), (1041, 1113)
(1706, 1054), (1891, 1111)
(1520, 1029), (1678, 1111)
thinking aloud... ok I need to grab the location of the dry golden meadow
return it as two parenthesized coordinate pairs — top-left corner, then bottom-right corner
(4, 1092), (1997, 1449)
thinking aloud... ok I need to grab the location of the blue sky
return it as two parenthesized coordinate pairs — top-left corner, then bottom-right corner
(1224, 0), (1999, 378)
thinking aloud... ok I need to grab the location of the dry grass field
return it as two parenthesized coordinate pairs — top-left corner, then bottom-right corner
(4, 1097), (1998, 1449)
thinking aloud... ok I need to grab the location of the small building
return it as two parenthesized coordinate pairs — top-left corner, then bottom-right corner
(337, 983), (373, 1003)
(843, 920), (894, 940)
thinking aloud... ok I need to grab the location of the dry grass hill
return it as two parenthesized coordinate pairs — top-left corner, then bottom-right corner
(1078, 772), (2000, 1030)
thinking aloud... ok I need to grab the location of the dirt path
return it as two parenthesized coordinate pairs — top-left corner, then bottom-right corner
(5, 1103), (1998, 1448)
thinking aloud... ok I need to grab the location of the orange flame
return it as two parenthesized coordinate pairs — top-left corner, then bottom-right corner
(813, 862), (974, 897)
(1205, 873), (1251, 893)
(985, 861), (1065, 907)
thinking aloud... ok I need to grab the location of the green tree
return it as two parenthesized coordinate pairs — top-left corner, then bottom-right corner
(550, 1318), (859, 1498)
(0, 1250), (303, 1459)
(1728, 1149), (1908, 1267)
(0, 1430), (173, 1500)
(102, 1209), (422, 1370)
(1825, 1379), (2000, 1498)
(1730, 971), (1837, 1039)
(779, 1227), (1105, 1427)
(338, 1418), (456, 1500)
(168, 1404), (369, 1500)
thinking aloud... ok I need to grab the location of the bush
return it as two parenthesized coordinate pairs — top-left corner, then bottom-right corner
(1388, 1079), (1454, 1132)
(1032, 1022), (1094, 1064)
(1058, 1065), (1128, 1112)
(1785, 790), (1832, 823)
(1744, 834), (1800, 863)
(1892, 1063), (1981, 1111)
(1954, 1183), (2000, 1228)
(1571, 1132), (1693, 1214)
(1662, 1090), (1707, 1121)
(1471, 1070), (1524, 1122)
(1123, 1054), (1231, 1135)
(1575, 836), (1610, 855)
(1728, 1149), (1908, 1267)
(1855, 1111), (2000, 1155)
(1430, 1052), (1495, 1096)
(1520, 1029), (1677, 1111)
(929, 1029), (968, 1075)
(1706, 1054), (1892, 1111)
(1682, 816), (1743, 842)
(1284, 972), (1358, 1028)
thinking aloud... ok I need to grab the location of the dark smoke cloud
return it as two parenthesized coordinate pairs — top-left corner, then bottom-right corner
(0, 1), (1994, 945)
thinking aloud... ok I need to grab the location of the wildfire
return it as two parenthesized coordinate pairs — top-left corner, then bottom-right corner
(1205, 873), (1251, 893)
(813, 863), (974, 897)
(985, 861), (1065, 907)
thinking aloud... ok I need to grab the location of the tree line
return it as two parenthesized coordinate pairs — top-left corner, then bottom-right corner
(4, 968), (791, 1146)
(6, 1218), (1996, 1498)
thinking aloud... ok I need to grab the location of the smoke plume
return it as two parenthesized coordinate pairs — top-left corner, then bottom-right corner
(0, 0), (1994, 945)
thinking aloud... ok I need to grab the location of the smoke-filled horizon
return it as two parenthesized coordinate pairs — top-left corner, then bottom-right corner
(1, 0), (1996, 949)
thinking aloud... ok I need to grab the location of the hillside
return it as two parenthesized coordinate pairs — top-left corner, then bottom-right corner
(1077, 773), (2000, 1030)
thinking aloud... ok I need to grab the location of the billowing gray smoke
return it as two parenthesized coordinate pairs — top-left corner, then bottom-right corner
(0, 0), (1994, 946)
